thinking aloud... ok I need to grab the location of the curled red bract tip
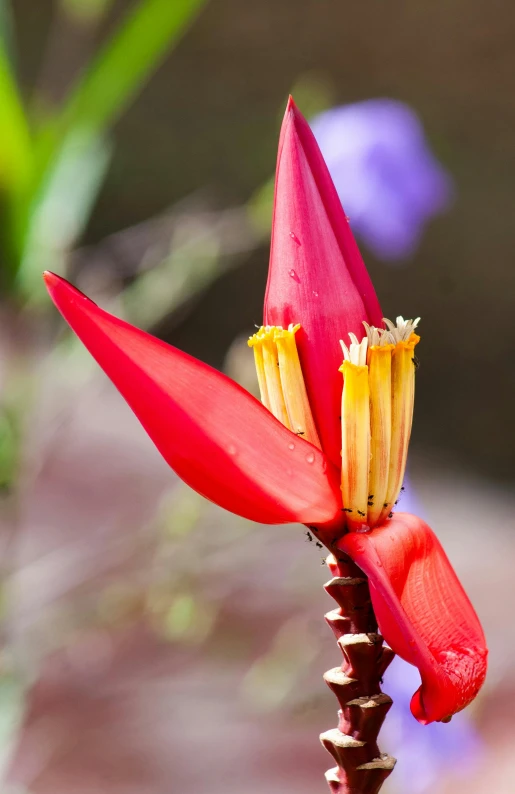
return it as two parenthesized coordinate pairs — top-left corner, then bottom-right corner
(340, 513), (487, 724)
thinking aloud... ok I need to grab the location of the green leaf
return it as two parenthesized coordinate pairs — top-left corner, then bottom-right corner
(0, 48), (31, 195)
(16, 128), (112, 300)
(60, 0), (208, 136)
(12, 0), (208, 298)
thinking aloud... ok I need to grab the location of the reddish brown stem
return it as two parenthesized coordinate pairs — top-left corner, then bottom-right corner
(320, 552), (396, 794)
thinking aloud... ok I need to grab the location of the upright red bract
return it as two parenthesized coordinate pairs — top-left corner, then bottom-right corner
(265, 98), (383, 465)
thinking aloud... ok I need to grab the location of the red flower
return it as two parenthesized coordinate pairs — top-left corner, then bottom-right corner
(44, 97), (486, 724)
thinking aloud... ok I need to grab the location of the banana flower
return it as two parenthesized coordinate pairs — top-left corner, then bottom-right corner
(44, 98), (486, 727)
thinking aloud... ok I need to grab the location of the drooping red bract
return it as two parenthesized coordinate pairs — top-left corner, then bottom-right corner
(340, 512), (487, 724)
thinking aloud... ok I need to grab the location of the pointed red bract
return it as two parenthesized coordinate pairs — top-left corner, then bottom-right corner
(340, 513), (487, 724)
(44, 272), (342, 527)
(264, 98), (383, 465)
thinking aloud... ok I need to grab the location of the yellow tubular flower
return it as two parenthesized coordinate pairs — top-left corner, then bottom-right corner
(379, 317), (420, 523)
(363, 323), (394, 527)
(249, 315), (420, 532)
(248, 326), (291, 429)
(340, 334), (370, 531)
(274, 324), (321, 448)
(248, 330), (271, 410)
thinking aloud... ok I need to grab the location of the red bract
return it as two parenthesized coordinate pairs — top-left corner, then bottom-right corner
(340, 513), (488, 724)
(265, 97), (382, 466)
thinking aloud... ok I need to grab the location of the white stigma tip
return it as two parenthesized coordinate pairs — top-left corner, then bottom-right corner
(363, 321), (394, 347)
(383, 316), (420, 343)
(340, 333), (368, 365)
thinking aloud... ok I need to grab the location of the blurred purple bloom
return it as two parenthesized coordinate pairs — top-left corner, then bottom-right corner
(310, 99), (454, 261)
(382, 475), (483, 792)
(383, 657), (482, 793)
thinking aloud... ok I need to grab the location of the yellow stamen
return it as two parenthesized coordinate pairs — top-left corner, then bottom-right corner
(259, 327), (291, 428)
(275, 324), (321, 448)
(248, 329), (271, 410)
(366, 338), (394, 526)
(340, 335), (370, 531)
(379, 325), (420, 523)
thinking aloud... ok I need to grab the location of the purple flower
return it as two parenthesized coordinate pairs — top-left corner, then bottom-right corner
(310, 99), (454, 261)
(383, 656), (483, 793)
(381, 476), (483, 792)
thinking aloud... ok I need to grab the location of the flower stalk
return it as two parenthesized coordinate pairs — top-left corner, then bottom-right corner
(321, 552), (396, 794)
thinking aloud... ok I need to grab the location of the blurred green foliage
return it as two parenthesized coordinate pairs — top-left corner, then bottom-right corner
(0, 0), (208, 302)
(0, 408), (19, 492)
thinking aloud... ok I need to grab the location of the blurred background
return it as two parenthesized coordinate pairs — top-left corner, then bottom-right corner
(1, 1), (515, 792)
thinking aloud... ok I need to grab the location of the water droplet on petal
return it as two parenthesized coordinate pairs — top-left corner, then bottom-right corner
(289, 231), (301, 245)
(288, 268), (300, 282)
(306, 452), (315, 464)
(288, 442), (295, 451)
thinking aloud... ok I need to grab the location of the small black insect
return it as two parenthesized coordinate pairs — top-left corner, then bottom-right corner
(296, 430), (305, 435)
(368, 494), (374, 500)
(316, 541), (323, 549)
(383, 502), (388, 508)
(321, 558), (326, 566)
(305, 531), (313, 542)
(342, 507), (353, 513)
(388, 511), (394, 518)
(357, 510), (366, 517)
(412, 355), (420, 371)
(367, 501), (374, 507)
(400, 486), (405, 492)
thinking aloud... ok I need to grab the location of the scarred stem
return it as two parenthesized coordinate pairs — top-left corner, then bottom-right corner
(320, 552), (396, 794)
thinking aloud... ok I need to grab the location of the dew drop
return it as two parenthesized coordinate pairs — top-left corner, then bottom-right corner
(228, 444), (237, 456)
(289, 231), (301, 245)
(288, 268), (300, 282)
(288, 442), (295, 451)
(306, 452), (315, 464)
